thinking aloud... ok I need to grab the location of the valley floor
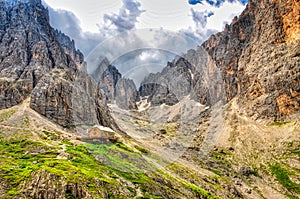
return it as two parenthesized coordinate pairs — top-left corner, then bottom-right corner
(0, 99), (299, 199)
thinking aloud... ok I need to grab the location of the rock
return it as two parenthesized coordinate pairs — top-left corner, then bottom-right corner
(30, 68), (117, 129)
(100, 65), (122, 102)
(55, 30), (87, 72)
(91, 58), (139, 109)
(0, 0), (76, 109)
(239, 166), (251, 176)
(138, 0), (299, 121)
(115, 78), (138, 109)
(202, 0), (300, 121)
(91, 57), (111, 83)
(138, 57), (192, 106)
(20, 170), (90, 199)
(138, 47), (224, 107)
(0, 0), (118, 131)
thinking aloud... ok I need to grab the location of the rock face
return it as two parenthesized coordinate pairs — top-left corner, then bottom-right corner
(91, 58), (121, 103)
(139, 58), (191, 106)
(99, 64), (122, 102)
(139, 0), (299, 121)
(115, 78), (138, 109)
(139, 48), (224, 107)
(0, 0), (77, 109)
(30, 68), (116, 128)
(0, 0), (116, 128)
(91, 58), (138, 109)
(55, 30), (87, 72)
(202, 0), (300, 121)
(20, 170), (90, 199)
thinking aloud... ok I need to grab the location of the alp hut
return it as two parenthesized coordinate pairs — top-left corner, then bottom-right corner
(82, 125), (119, 143)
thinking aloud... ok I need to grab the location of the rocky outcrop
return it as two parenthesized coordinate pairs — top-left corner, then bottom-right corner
(30, 68), (116, 128)
(91, 57), (111, 83)
(202, 0), (300, 121)
(0, 0), (117, 128)
(0, 0), (76, 109)
(91, 58), (139, 109)
(138, 58), (192, 106)
(91, 58), (121, 102)
(55, 30), (87, 72)
(115, 78), (138, 109)
(139, 47), (224, 107)
(138, 0), (299, 121)
(20, 170), (90, 199)
(100, 64), (122, 102)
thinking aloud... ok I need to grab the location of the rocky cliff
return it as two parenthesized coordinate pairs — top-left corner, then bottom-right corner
(115, 78), (138, 109)
(0, 0), (116, 128)
(30, 68), (116, 128)
(139, 0), (299, 122)
(92, 60), (122, 102)
(138, 47), (224, 107)
(91, 58), (138, 109)
(55, 30), (87, 72)
(0, 0), (76, 109)
(202, 0), (300, 121)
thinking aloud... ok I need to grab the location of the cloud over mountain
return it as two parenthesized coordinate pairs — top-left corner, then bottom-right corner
(102, 0), (145, 31)
(180, 9), (216, 44)
(45, 0), (246, 84)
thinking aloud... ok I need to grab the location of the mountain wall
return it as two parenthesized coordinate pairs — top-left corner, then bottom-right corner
(202, 0), (300, 121)
(139, 0), (299, 122)
(91, 58), (139, 110)
(0, 0), (116, 129)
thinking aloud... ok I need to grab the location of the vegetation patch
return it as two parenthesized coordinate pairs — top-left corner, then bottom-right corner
(269, 163), (300, 194)
(183, 182), (220, 199)
(134, 145), (149, 154)
(0, 109), (16, 122)
(270, 121), (291, 126)
(164, 123), (179, 134)
(23, 116), (30, 127)
(134, 120), (150, 126)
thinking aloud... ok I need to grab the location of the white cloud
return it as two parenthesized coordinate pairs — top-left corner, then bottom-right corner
(102, 0), (145, 31)
(43, 0), (123, 33)
(43, 0), (246, 84)
(205, 1), (246, 30)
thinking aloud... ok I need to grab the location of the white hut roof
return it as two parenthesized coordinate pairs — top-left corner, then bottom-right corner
(92, 125), (115, 133)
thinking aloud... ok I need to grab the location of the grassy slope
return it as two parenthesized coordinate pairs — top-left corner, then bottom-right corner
(0, 102), (220, 199)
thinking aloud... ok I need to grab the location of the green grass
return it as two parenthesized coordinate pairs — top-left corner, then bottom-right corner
(184, 182), (220, 199)
(127, 187), (137, 196)
(23, 116), (30, 127)
(0, 139), (60, 197)
(0, 134), (222, 198)
(269, 164), (300, 194)
(156, 168), (220, 199)
(114, 142), (134, 152)
(134, 145), (149, 154)
(84, 142), (151, 173)
(270, 121), (290, 126)
(0, 139), (156, 197)
(287, 194), (299, 199)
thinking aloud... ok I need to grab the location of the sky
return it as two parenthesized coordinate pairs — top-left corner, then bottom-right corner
(42, 0), (247, 85)
(44, 0), (246, 33)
